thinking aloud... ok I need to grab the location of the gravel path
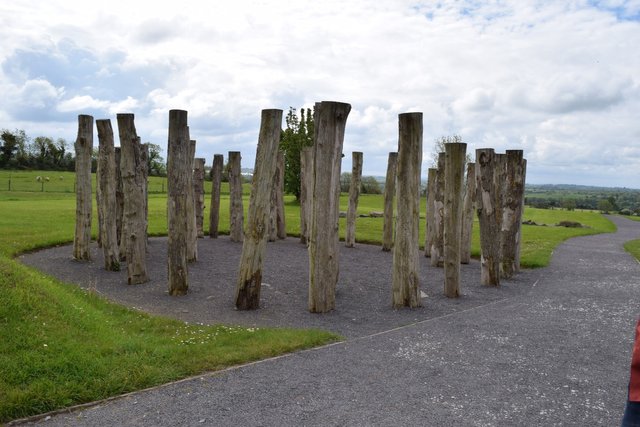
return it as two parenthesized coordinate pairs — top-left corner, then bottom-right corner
(16, 215), (640, 426)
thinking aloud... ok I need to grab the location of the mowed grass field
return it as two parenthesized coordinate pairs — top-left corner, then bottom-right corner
(0, 169), (616, 422)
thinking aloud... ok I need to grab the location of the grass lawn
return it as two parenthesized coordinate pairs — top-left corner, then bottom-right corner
(0, 174), (616, 423)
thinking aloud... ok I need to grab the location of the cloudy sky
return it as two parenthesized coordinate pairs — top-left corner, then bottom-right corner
(1, 0), (639, 187)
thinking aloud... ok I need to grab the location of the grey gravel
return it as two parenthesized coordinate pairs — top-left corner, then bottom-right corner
(14, 215), (640, 426)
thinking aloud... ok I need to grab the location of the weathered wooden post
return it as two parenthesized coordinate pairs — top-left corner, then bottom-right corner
(73, 114), (93, 261)
(117, 114), (148, 285)
(501, 150), (525, 278)
(269, 151), (285, 241)
(460, 162), (476, 264)
(95, 156), (103, 248)
(308, 101), (351, 313)
(299, 146), (313, 244)
(141, 142), (149, 250)
(167, 110), (190, 295)
(193, 157), (206, 238)
(424, 168), (437, 257)
(228, 151), (244, 242)
(392, 112), (423, 308)
(96, 119), (120, 271)
(345, 151), (363, 248)
(515, 158), (527, 272)
(476, 148), (500, 286)
(186, 140), (197, 262)
(430, 153), (445, 267)
(209, 154), (224, 238)
(115, 147), (124, 247)
(443, 142), (466, 298)
(382, 152), (398, 252)
(235, 109), (283, 310)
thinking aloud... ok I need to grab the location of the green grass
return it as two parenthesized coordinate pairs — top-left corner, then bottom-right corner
(624, 239), (640, 261)
(0, 172), (618, 422)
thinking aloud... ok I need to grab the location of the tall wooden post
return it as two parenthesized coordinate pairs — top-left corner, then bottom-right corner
(392, 112), (423, 308)
(443, 142), (466, 298)
(186, 140), (197, 261)
(209, 154), (224, 238)
(476, 148), (500, 286)
(95, 153), (103, 249)
(430, 153), (445, 267)
(117, 114), (148, 285)
(499, 150), (524, 278)
(73, 114), (93, 261)
(515, 158), (527, 272)
(141, 142), (149, 251)
(193, 157), (206, 238)
(115, 147), (124, 248)
(460, 162), (476, 264)
(269, 151), (285, 241)
(424, 168), (437, 257)
(96, 119), (120, 271)
(228, 151), (244, 242)
(299, 146), (313, 244)
(382, 152), (398, 252)
(235, 109), (283, 310)
(345, 151), (363, 248)
(308, 101), (351, 313)
(167, 110), (189, 295)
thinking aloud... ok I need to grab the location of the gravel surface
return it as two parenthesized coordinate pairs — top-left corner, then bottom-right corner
(14, 215), (640, 426)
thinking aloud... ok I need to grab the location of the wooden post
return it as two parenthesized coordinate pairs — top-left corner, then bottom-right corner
(193, 157), (206, 238)
(73, 114), (93, 261)
(460, 162), (476, 264)
(228, 151), (244, 242)
(186, 140), (197, 262)
(117, 114), (148, 285)
(382, 152), (398, 252)
(443, 142), (466, 298)
(308, 101), (351, 313)
(95, 154), (103, 248)
(424, 168), (437, 257)
(115, 147), (124, 248)
(141, 142), (149, 251)
(235, 109), (283, 310)
(345, 151), (363, 248)
(475, 148), (500, 286)
(268, 151), (286, 241)
(96, 119), (120, 271)
(299, 146), (313, 244)
(430, 152), (445, 267)
(167, 110), (189, 295)
(501, 150), (525, 278)
(392, 112), (423, 308)
(208, 154), (224, 238)
(515, 158), (527, 272)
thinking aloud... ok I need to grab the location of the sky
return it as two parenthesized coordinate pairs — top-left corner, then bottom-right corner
(1, 0), (639, 187)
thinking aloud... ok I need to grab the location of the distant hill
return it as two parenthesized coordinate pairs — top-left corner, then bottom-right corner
(525, 184), (640, 213)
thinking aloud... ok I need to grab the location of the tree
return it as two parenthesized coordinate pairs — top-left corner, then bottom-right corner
(361, 176), (382, 194)
(146, 143), (166, 176)
(0, 129), (27, 167)
(430, 135), (471, 167)
(280, 106), (314, 199)
(340, 172), (351, 193)
(597, 199), (614, 213)
(561, 198), (576, 211)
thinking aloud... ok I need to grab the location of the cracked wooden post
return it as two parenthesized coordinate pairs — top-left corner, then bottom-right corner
(167, 110), (189, 295)
(299, 146), (313, 244)
(308, 101), (351, 313)
(382, 152), (398, 252)
(501, 150), (525, 278)
(208, 154), (224, 238)
(115, 147), (124, 248)
(193, 157), (206, 238)
(73, 114), (93, 261)
(460, 162), (476, 264)
(235, 109), (283, 310)
(228, 151), (244, 242)
(392, 112), (423, 308)
(424, 168), (437, 258)
(96, 119), (120, 271)
(515, 158), (527, 272)
(186, 140), (197, 262)
(95, 153), (103, 249)
(345, 151), (363, 248)
(117, 114), (148, 285)
(476, 148), (500, 286)
(269, 150), (285, 241)
(430, 152), (445, 267)
(443, 142), (466, 298)
(141, 142), (149, 251)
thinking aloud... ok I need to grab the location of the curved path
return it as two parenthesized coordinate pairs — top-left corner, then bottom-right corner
(18, 216), (640, 426)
